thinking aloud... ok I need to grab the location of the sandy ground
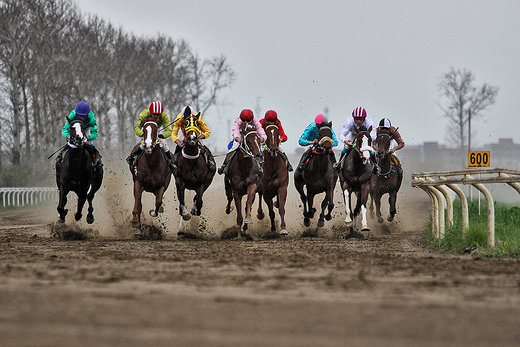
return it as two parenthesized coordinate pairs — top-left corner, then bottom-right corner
(1, 158), (520, 346)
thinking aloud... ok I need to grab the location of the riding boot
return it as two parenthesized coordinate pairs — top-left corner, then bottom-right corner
(280, 152), (293, 172)
(126, 146), (143, 166)
(164, 151), (177, 171)
(296, 150), (311, 171)
(218, 151), (234, 175)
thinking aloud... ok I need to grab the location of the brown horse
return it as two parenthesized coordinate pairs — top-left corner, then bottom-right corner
(338, 128), (374, 237)
(369, 130), (403, 223)
(257, 123), (289, 236)
(174, 126), (216, 233)
(294, 123), (338, 228)
(224, 121), (263, 238)
(130, 118), (172, 237)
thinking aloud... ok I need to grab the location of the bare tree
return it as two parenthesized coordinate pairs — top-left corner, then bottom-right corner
(437, 67), (498, 160)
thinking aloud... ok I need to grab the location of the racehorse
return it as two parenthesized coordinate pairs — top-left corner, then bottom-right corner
(338, 127), (374, 237)
(369, 130), (403, 223)
(257, 124), (289, 236)
(56, 117), (103, 224)
(130, 118), (172, 236)
(174, 116), (216, 229)
(294, 122), (338, 228)
(224, 121), (263, 238)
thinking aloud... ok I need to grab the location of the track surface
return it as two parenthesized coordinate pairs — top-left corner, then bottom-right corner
(1, 182), (520, 346)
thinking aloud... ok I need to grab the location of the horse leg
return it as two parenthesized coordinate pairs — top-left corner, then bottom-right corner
(257, 190), (265, 220)
(176, 181), (191, 221)
(359, 184), (371, 231)
(277, 186), (288, 235)
(74, 190), (88, 222)
(266, 196), (276, 232)
(225, 180), (234, 214)
(325, 186), (334, 221)
(341, 182), (353, 228)
(244, 184), (257, 225)
(191, 186), (204, 216)
(307, 193), (316, 219)
(368, 191), (375, 218)
(131, 182), (143, 229)
(233, 191), (243, 238)
(317, 195), (327, 228)
(374, 192), (384, 223)
(295, 181), (310, 227)
(152, 186), (166, 217)
(388, 190), (397, 222)
(57, 188), (69, 223)
(86, 170), (103, 224)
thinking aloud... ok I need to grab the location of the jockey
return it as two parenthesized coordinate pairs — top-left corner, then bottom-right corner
(375, 117), (405, 175)
(57, 101), (103, 172)
(296, 113), (338, 172)
(170, 105), (216, 169)
(217, 109), (267, 175)
(335, 106), (376, 170)
(125, 101), (175, 171)
(259, 110), (293, 172)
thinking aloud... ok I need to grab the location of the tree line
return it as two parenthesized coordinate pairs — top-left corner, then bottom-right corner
(0, 0), (235, 170)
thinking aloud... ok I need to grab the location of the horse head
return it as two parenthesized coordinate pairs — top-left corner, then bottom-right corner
(316, 121), (334, 153)
(67, 116), (86, 147)
(184, 114), (201, 147)
(264, 123), (280, 156)
(142, 119), (158, 155)
(353, 126), (374, 165)
(240, 121), (263, 163)
(374, 129), (393, 160)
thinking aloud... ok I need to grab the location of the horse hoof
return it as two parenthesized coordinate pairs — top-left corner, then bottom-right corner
(182, 213), (191, 221)
(57, 218), (65, 224)
(191, 207), (197, 216)
(387, 215), (394, 222)
(134, 230), (142, 239)
(304, 218), (310, 227)
(345, 220), (353, 228)
(257, 212), (264, 220)
(149, 209), (158, 217)
(86, 215), (94, 224)
(131, 221), (140, 228)
(317, 219), (325, 228)
(325, 214), (332, 221)
(177, 231), (185, 236)
(280, 229), (288, 236)
(74, 213), (82, 221)
(158, 205), (164, 213)
(361, 225), (370, 231)
(378, 217), (384, 223)
(244, 218), (253, 225)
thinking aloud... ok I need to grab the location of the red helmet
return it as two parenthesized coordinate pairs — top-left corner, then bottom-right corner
(265, 110), (278, 121)
(240, 109), (254, 121)
(352, 106), (367, 118)
(149, 101), (164, 115)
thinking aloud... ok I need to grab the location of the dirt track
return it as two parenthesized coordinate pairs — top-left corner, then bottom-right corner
(1, 168), (520, 346)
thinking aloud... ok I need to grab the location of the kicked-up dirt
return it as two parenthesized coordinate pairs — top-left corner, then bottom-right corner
(1, 166), (519, 346)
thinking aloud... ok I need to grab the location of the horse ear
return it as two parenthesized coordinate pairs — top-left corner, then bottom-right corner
(326, 121), (332, 128)
(195, 112), (201, 119)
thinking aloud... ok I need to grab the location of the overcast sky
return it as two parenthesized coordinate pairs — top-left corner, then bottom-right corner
(76, 0), (520, 152)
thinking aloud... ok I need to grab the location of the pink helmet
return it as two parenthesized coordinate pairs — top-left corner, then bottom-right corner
(352, 106), (367, 118)
(314, 114), (328, 124)
(149, 101), (164, 115)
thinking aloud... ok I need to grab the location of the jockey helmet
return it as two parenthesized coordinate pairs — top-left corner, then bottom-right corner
(149, 101), (164, 115)
(314, 113), (328, 124)
(75, 102), (90, 116)
(265, 110), (278, 121)
(182, 105), (196, 118)
(352, 106), (367, 118)
(379, 118), (391, 128)
(240, 109), (254, 121)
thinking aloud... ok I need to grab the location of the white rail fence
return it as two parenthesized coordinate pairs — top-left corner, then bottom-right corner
(0, 187), (57, 208)
(411, 168), (520, 247)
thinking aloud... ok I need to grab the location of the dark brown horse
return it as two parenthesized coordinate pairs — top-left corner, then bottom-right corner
(369, 130), (403, 223)
(294, 123), (338, 228)
(257, 123), (289, 236)
(174, 125), (216, 233)
(339, 128), (374, 237)
(56, 117), (103, 224)
(224, 121), (263, 238)
(130, 118), (172, 237)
